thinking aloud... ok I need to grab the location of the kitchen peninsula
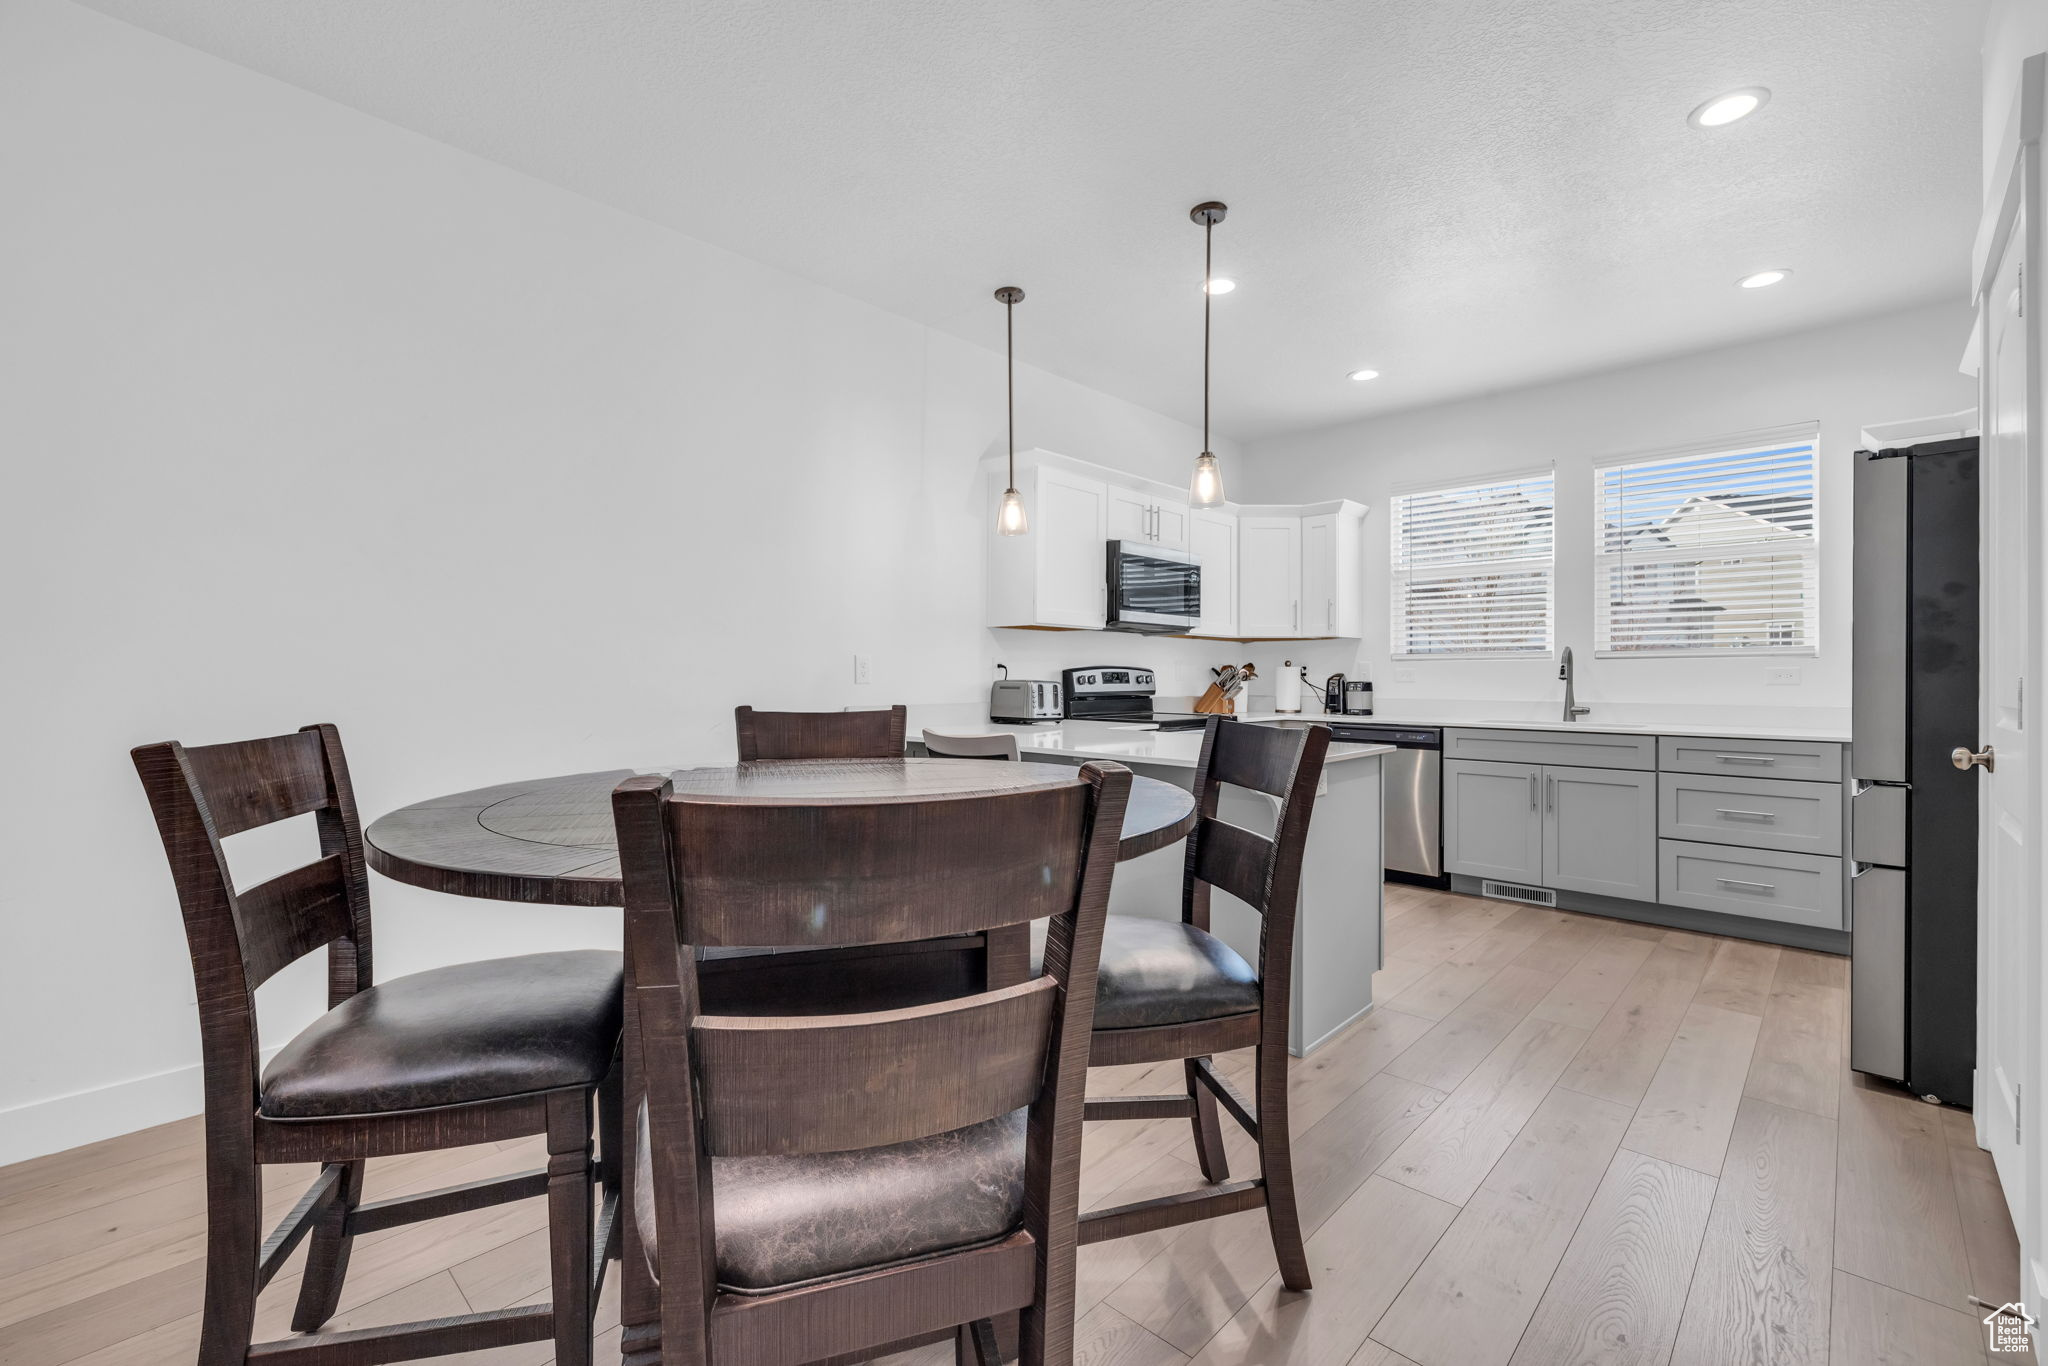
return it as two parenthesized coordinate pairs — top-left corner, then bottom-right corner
(908, 708), (1391, 1054)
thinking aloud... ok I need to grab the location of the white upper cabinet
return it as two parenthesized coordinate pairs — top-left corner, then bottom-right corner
(1238, 516), (1303, 637)
(986, 462), (1108, 629)
(1152, 499), (1190, 550)
(1300, 509), (1364, 637)
(1188, 508), (1238, 637)
(984, 450), (1364, 639)
(1107, 486), (1189, 551)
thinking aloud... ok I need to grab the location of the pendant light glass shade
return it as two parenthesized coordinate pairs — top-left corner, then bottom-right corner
(994, 285), (1028, 536)
(1188, 202), (1228, 507)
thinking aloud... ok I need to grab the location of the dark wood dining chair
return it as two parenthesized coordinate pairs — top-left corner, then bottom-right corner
(1076, 717), (1331, 1291)
(611, 758), (1132, 1366)
(732, 704), (907, 760)
(133, 724), (625, 1366)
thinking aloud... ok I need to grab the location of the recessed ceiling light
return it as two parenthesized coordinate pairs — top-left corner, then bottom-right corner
(1205, 277), (1236, 295)
(1738, 269), (1791, 289)
(1347, 369), (1380, 382)
(1689, 87), (1770, 128)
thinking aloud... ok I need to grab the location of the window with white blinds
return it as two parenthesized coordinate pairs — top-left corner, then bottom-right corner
(1391, 471), (1555, 656)
(1595, 431), (1819, 655)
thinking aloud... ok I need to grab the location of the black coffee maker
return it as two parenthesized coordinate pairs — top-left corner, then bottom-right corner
(1321, 673), (1345, 713)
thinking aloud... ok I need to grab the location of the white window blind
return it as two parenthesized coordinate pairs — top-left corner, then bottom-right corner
(1595, 431), (1819, 655)
(1391, 471), (1555, 656)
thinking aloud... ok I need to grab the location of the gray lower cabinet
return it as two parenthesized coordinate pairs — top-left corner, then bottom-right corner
(1445, 759), (1657, 901)
(1544, 764), (1659, 900)
(1443, 758), (1543, 885)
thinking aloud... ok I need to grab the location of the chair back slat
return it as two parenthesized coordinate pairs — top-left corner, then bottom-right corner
(234, 854), (354, 989)
(1189, 816), (1276, 912)
(734, 705), (907, 761)
(1205, 723), (1305, 800)
(691, 977), (1058, 1156)
(181, 731), (332, 837)
(666, 784), (1087, 946)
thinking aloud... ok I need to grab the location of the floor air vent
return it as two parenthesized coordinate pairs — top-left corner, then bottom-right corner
(1481, 880), (1557, 906)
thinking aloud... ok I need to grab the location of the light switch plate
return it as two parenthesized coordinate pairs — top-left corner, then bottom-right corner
(1766, 666), (1801, 686)
(1393, 666), (1417, 683)
(854, 653), (872, 685)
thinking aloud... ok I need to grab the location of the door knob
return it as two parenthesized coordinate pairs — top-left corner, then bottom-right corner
(1952, 745), (1996, 772)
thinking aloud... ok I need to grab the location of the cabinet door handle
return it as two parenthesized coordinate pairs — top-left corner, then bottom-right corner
(1546, 775), (1555, 811)
(1715, 808), (1776, 822)
(1151, 506), (1159, 539)
(1715, 753), (1776, 765)
(1716, 877), (1776, 894)
(1529, 773), (1538, 808)
(1292, 600), (1299, 632)
(1327, 598), (1335, 631)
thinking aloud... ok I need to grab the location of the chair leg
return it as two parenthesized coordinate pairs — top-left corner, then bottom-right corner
(547, 1090), (596, 1366)
(957, 1318), (1002, 1365)
(289, 1159), (362, 1331)
(197, 1130), (260, 1366)
(1184, 1056), (1231, 1183)
(1254, 1039), (1312, 1291)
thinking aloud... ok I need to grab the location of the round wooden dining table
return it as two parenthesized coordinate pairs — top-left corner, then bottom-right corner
(365, 756), (1194, 1366)
(364, 757), (1197, 906)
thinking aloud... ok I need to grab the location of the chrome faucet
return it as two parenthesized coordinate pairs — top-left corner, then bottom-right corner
(1560, 646), (1591, 722)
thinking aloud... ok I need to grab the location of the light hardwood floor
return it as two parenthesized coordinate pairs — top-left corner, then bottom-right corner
(0, 885), (2029, 1365)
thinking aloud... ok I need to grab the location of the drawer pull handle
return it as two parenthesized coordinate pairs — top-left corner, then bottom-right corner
(1715, 754), (1776, 764)
(1714, 808), (1776, 822)
(1716, 877), (1776, 894)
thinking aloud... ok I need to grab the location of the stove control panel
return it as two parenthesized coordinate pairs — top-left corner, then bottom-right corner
(1063, 667), (1155, 695)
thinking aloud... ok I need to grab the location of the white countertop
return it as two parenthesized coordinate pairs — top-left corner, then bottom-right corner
(1237, 709), (1852, 744)
(906, 706), (1393, 770)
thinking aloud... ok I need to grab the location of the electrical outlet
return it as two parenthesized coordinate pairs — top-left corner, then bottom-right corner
(854, 653), (872, 685)
(1766, 666), (1801, 686)
(1393, 666), (1417, 684)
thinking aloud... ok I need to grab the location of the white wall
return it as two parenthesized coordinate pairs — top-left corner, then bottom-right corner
(1233, 301), (1978, 719)
(0, 0), (1234, 1162)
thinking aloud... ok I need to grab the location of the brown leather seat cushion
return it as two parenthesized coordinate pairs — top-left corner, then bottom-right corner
(1091, 915), (1260, 1030)
(635, 1103), (1027, 1293)
(260, 951), (623, 1119)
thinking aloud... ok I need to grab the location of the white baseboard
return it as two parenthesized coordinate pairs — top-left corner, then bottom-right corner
(0, 1046), (283, 1168)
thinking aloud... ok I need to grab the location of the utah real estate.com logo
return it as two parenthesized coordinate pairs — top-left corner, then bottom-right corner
(1984, 1302), (2036, 1354)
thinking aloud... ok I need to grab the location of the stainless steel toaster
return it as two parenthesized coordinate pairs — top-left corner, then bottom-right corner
(989, 679), (1063, 723)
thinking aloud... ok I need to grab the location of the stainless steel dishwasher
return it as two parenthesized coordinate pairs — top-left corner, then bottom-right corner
(1325, 722), (1444, 885)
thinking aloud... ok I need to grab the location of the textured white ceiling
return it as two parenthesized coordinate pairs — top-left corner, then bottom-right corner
(79, 0), (1987, 439)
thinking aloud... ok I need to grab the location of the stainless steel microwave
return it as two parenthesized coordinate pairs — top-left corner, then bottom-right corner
(1105, 541), (1200, 634)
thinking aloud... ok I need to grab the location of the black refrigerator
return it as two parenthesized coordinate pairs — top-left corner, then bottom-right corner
(1849, 436), (1979, 1105)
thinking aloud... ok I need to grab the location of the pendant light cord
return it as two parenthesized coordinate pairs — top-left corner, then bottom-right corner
(1202, 219), (1212, 453)
(1007, 295), (1016, 488)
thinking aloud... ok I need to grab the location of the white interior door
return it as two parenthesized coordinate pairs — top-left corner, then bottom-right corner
(1975, 68), (2044, 1314)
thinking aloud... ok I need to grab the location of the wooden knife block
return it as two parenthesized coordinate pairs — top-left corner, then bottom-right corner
(1192, 683), (1236, 715)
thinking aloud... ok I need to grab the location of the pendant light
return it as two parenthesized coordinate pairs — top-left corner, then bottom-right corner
(1189, 201), (1227, 506)
(994, 285), (1028, 536)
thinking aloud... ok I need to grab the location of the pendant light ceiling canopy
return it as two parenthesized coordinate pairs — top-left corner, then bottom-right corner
(995, 285), (1028, 536)
(1189, 201), (1227, 507)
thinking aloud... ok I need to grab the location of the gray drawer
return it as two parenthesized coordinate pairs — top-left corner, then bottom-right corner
(1444, 727), (1656, 771)
(1658, 839), (1844, 930)
(1658, 735), (1844, 782)
(1658, 771), (1843, 856)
